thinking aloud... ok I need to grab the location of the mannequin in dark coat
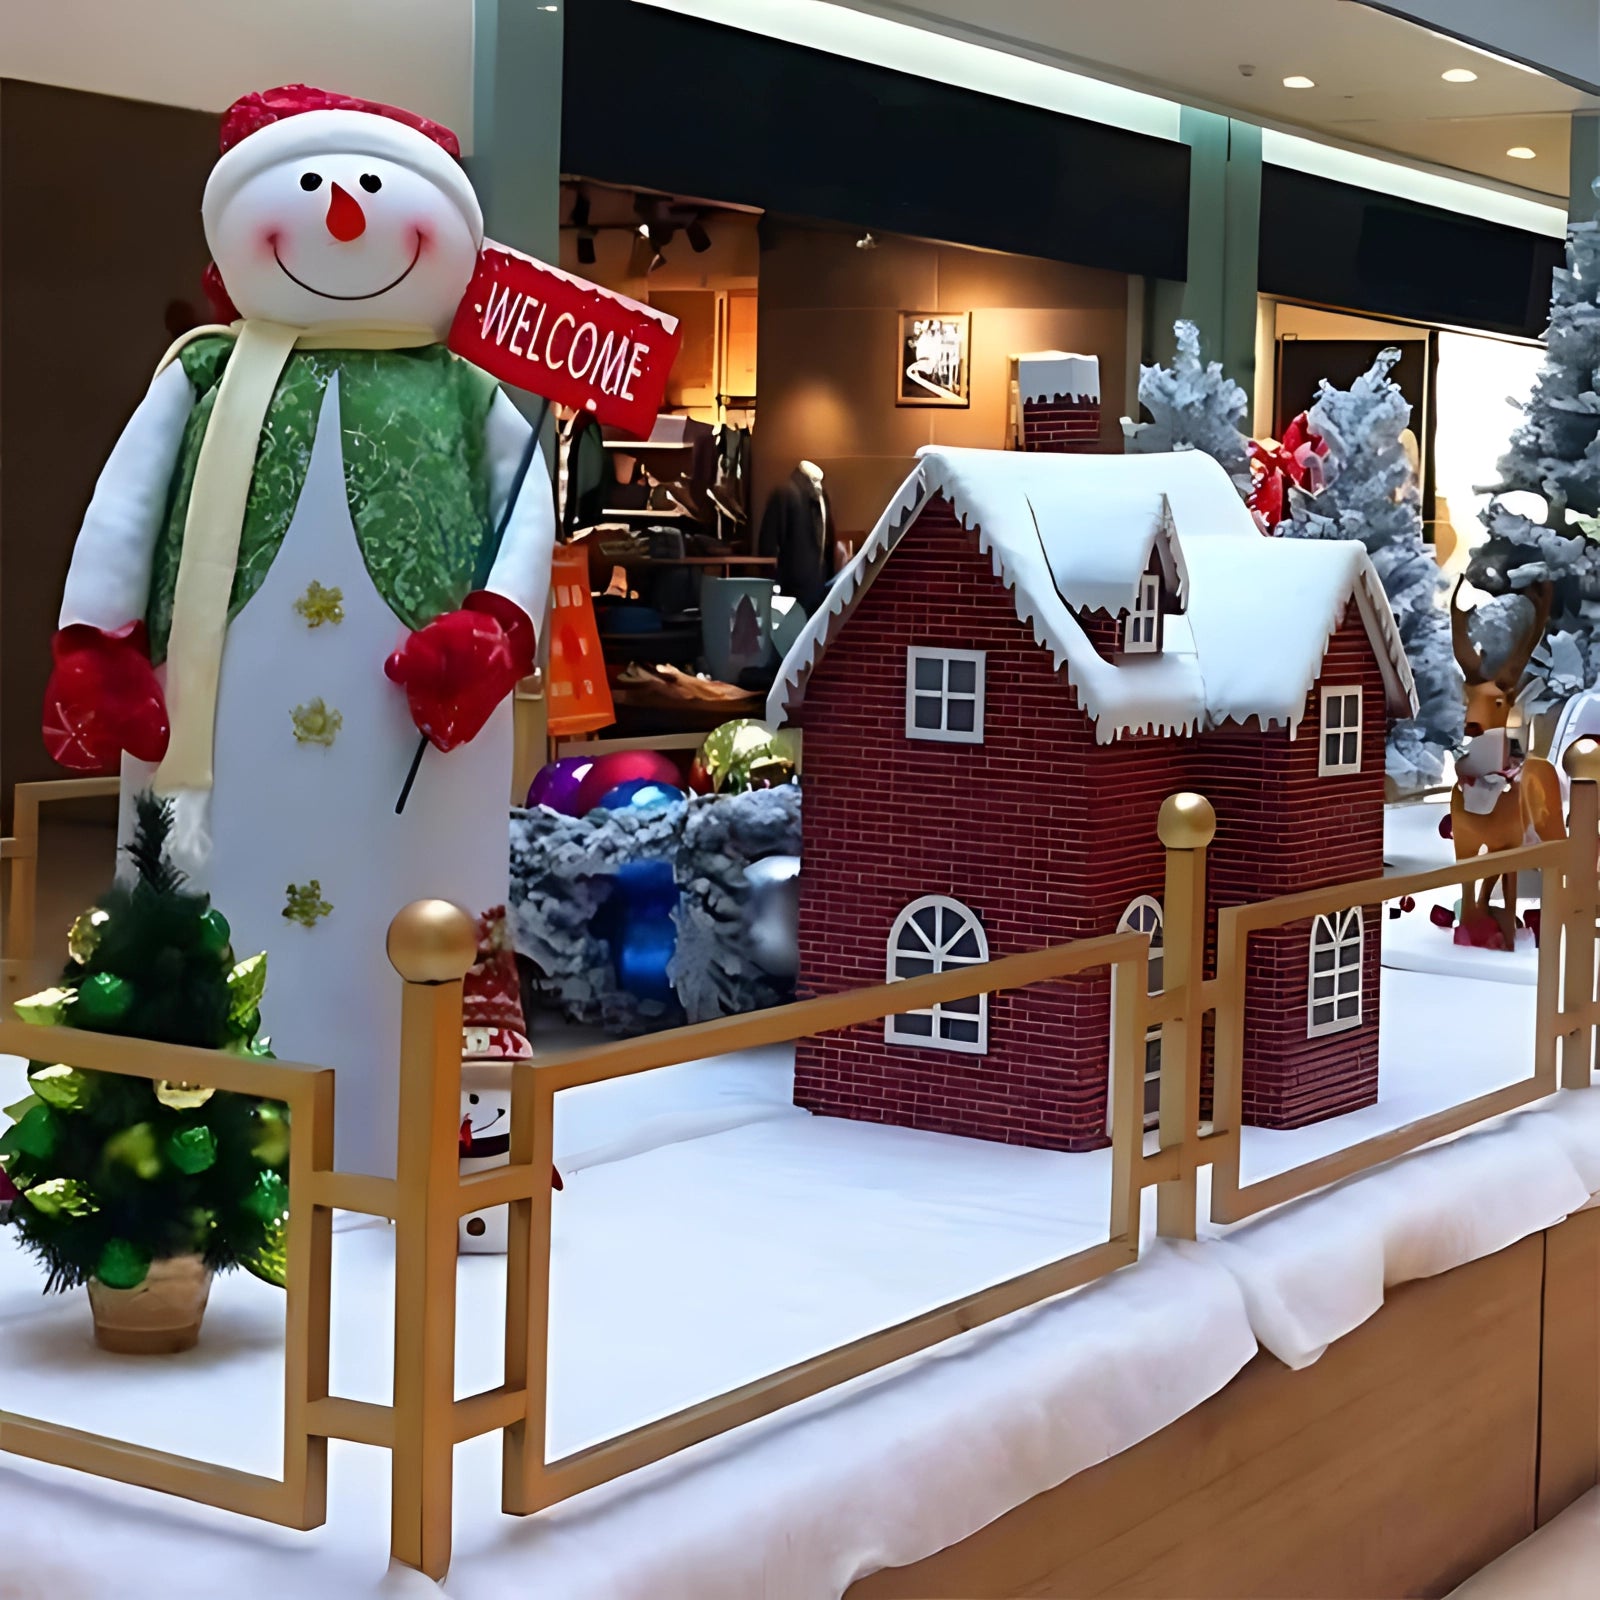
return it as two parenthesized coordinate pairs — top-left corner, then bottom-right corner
(759, 462), (837, 614)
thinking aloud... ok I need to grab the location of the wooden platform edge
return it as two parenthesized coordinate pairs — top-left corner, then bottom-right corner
(852, 1219), (1596, 1600)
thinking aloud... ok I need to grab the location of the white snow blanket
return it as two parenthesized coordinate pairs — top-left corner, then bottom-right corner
(3, 834), (1600, 1595)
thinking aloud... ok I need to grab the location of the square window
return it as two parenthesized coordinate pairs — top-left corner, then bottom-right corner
(905, 649), (986, 744)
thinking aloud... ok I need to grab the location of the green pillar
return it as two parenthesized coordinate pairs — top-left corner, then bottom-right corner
(471, 0), (564, 424)
(1173, 107), (1262, 402)
(1571, 112), (1600, 225)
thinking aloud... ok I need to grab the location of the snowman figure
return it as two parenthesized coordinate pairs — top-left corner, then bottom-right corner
(44, 85), (554, 1176)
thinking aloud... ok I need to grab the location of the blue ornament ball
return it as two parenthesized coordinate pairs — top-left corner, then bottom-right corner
(596, 778), (686, 812)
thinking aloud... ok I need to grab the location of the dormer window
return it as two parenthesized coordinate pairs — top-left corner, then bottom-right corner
(1123, 573), (1162, 654)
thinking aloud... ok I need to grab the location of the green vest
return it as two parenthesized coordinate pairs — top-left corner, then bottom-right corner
(147, 338), (501, 664)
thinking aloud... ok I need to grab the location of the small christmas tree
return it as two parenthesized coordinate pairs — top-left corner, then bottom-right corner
(1, 793), (288, 1298)
(1276, 349), (1462, 793)
(1124, 320), (1252, 494)
(1466, 187), (1600, 708)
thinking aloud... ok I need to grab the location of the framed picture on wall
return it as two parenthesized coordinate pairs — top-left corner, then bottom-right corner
(897, 311), (971, 407)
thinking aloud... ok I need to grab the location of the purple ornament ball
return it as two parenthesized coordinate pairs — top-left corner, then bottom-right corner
(526, 757), (594, 815)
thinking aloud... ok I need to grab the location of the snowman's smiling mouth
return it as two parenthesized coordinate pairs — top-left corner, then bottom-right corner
(273, 234), (423, 301)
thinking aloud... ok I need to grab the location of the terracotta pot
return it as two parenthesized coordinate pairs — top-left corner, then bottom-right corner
(87, 1254), (212, 1354)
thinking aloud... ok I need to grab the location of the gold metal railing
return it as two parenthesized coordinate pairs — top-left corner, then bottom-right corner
(1, 747), (1598, 1578)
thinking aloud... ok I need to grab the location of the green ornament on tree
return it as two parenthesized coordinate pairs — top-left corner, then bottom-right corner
(66, 907), (110, 966)
(243, 1214), (288, 1290)
(226, 954), (267, 1031)
(73, 972), (135, 1028)
(0, 1103), (61, 1162)
(167, 1125), (218, 1176)
(244, 1168), (290, 1226)
(198, 907), (233, 959)
(13, 987), (74, 1027)
(22, 1177), (99, 1219)
(96, 1238), (151, 1290)
(27, 1063), (97, 1114)
(251, 1104), (291, 1168)
(103, 1122), (162, 1181)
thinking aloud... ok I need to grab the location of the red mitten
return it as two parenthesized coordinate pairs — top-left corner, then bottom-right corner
(42, 622), (170, 773)
(385, 591), (535, 753)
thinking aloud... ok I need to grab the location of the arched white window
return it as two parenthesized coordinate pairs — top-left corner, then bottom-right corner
(1117, 896), (1165, 1128)
(1309, 907), (1364, 1037)
(886, 895), (988, 1054)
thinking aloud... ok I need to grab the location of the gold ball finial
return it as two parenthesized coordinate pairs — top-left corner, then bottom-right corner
(1158, 792), (1217, 850)
(386, 899), (478, 984)
(1565, 737), (1600, 784)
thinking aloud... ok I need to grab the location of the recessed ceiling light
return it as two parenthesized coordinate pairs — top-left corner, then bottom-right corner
(1441, 68), (1478, 83)
(1506, 146), (1537, 160)
(1282, 75), (1316, 89)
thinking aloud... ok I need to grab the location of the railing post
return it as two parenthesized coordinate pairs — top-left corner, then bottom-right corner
(386, 899), (477, 1581)
(1562, 740), (1600, 1088)
(1156, 792), (1216, 1241)
(3, 787), (41, 1008)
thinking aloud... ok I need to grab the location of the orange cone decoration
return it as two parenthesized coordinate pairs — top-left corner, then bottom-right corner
(545, 543), (615, 737)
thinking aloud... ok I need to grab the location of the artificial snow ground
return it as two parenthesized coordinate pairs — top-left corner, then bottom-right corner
(1, 800), (1598, 1597)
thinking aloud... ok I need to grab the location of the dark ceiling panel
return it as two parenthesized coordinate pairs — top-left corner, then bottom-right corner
(564, 0), (1190, 279)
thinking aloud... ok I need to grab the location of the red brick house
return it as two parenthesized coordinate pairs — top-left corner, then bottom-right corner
(768, 446), (1417, 1152)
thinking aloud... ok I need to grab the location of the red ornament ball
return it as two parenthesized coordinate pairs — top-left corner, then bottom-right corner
(572, 750), (682, 816)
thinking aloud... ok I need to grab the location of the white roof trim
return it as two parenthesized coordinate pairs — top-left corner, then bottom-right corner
(768, 447), (1417, 742)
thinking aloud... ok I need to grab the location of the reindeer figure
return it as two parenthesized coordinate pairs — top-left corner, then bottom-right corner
(1450, 579), (1565, 948)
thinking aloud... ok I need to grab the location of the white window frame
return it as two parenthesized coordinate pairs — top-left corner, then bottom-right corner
(1308, 907), (1364, 1037)
(885, 895), (989, 1054)
(1116, 895), (1165, 1129)
(1123, 572), (1162, 654)
(1318, 685), (1363, 775)
(905, 647), (986, 744)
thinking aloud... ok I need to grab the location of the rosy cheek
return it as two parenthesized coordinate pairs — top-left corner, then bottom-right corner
(257, 225), (283, 257)
(410, 221), (433, 252)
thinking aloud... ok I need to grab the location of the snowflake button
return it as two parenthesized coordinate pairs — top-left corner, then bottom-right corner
(294, 581), (345, 628)
(291, 697), (343, 747)
(283, 881), (333, 928)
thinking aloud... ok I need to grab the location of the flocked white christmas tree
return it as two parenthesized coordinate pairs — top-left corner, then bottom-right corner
(1123, 319), (1252, 494)
(1276, 349), (1463, 793)
(1466, 183), (1600, 709)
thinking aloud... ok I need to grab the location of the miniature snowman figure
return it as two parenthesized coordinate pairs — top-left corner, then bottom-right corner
(457, 906), (548, 1254)
(44, 86), (554, 1176)
(460, 1062), (515, 1253)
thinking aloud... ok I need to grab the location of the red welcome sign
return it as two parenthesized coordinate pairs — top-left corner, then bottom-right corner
(449, 243), (682, 438)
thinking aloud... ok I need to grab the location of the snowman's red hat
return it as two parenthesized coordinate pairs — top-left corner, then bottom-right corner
(203, 84), (483, 252)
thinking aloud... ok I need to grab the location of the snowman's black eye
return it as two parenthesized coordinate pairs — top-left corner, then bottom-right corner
(469, 1094), (479, 1104)
(360, 173), (382, 193)
(300, 172), (322, 191)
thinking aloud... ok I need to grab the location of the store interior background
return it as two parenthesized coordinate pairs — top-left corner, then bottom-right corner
(0, 72), (1549, 802)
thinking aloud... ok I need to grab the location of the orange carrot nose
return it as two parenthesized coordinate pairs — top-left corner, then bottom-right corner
(325, 181), (366, 241)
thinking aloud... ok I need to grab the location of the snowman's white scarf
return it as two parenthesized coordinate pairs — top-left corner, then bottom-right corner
(149, 318), (436, 859)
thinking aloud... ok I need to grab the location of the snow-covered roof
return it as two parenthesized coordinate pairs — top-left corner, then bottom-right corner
(767, 447), (1417, 744)
(1033, 482), (1186, 616)
(1016, 351), (1100, 404)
